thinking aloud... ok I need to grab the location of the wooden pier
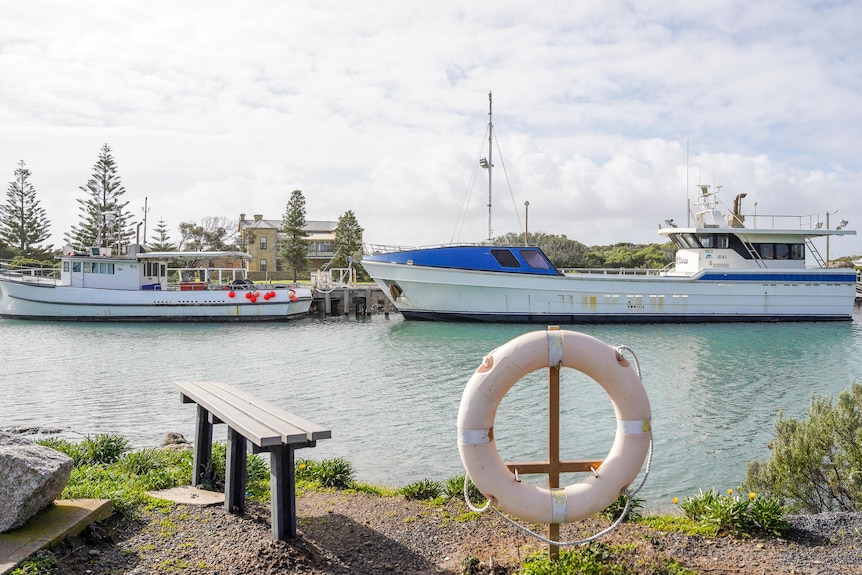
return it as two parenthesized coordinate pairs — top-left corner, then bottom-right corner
(310, 286), (395, 318)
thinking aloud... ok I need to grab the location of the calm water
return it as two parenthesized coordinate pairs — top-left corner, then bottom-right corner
(2, 306), (862, 510)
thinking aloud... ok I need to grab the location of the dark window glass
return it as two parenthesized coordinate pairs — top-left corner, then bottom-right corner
(776, 244), (790, 259)
(491, 249), (520, 268)
(520, 249), (551, 270)
(758, 244), (774, 259)
(791, 244), (805, 259)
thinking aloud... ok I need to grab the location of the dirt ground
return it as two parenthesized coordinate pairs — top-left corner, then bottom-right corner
(33, 490), (862, 574)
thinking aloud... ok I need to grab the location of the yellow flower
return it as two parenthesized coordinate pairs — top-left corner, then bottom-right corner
(727, 488), (734, 496)
(299, 463), (306, 469)
(672, 497), (679, 505)
(749, 492), (756, 500)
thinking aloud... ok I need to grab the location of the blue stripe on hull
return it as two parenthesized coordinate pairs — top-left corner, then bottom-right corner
(698, 272), (856, 282)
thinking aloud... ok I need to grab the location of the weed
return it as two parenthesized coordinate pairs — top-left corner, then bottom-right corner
(401, 479), (443, 501)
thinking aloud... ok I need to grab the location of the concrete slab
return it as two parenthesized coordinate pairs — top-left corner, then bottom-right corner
(146, 486), (223, 506)
(0, 499), (112, 575)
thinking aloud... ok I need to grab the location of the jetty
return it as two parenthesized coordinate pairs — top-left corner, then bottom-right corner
(309, 269), (394, 318)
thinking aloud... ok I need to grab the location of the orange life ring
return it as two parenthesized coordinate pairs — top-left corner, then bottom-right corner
(457, 329), (651, 524)
(288, 289), (298, 302)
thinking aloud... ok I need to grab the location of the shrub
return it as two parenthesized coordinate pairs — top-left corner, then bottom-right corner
(679, 488), (788, 537)
(744, 382), (862, 513)
(294, 457), (355, 489)
(401, 479), (443, 501)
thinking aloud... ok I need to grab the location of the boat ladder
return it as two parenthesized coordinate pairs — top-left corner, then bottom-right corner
(738, 237), (766, 268)
(803, 236), (827, 268)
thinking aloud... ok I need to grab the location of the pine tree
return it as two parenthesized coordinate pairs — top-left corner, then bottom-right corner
(148, 218), (176, 251)
(0, 160), (52, 256)
(332, 210), (365, 280)
(65, 143), (134, 250)
(280, 189), (310, 282)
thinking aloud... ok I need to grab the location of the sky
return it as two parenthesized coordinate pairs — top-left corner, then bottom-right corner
(2, 0), (861, 258)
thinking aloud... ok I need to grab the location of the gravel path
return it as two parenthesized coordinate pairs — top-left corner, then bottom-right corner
(32, 492), (862, 574)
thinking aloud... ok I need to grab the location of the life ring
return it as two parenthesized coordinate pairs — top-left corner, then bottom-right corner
(457, 329), (651, 524)
(288, 289), (298, 302)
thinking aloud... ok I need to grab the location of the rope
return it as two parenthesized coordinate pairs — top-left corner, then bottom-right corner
(461, 343), (654, 547)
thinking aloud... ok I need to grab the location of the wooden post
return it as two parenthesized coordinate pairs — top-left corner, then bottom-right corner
(502, 327), (604, 562)
(548, 363), (561, 560)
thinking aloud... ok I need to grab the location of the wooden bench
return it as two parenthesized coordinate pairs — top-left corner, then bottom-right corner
(175, 381), (331, 540)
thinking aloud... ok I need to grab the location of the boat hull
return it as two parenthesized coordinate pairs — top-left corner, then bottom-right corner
(362, 260), (857, 323)
(0, 279), (312, 322)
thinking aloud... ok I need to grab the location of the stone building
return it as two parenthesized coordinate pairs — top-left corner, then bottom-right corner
(238, 214), (337, 276)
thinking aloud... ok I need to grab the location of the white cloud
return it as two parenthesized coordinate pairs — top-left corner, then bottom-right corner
(1, 0), (860, 256)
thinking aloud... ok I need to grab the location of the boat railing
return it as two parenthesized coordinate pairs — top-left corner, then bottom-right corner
(0, 261), (61, 285)
(364, 242), (493, 255)
(166, 266), (248, 288)
(560, 267), (668, 277)
(740, 213), (825, 230)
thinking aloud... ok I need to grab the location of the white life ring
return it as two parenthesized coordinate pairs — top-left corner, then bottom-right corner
(457, 329), (652, 524)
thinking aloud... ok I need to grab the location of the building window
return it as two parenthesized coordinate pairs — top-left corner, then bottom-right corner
(260, 259), (268, 272)
(260, 236), (268, 250)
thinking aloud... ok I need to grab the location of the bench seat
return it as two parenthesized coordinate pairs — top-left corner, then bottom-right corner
(175, 381), (330, 540)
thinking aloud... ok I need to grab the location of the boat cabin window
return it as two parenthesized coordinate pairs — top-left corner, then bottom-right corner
(84, 262), (115, 274)
(674, 233), (701, 249)
(72, 262), (81, 272)
(144, 262), (165, 277)
(791, 244), (804, 259)
(753, 243), (805, 260)
(491, 249), (520, 268)
(519, 249), (551, 270)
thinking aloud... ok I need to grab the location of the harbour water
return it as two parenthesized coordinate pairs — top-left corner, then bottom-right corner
(2, 306), (862, 510)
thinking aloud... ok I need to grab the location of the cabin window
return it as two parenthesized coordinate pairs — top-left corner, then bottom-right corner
(696, 234), (714, 248)
(758, 244), (774, 259)
(715, 235), (729, 248)
(72, 262), (81, 272)
(491, 249), (520, 268)
(519, 249), (551, 270)
(63, 262), (70, 272)
(791, 244), (804, 259)
(260, 236), (268, 250)
(680, 234), (701, 249)
(84, 262), (93, 273)
(775, 244), (790, 259)
(260, 259), (268, 272)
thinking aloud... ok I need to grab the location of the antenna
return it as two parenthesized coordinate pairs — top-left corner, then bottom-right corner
(485, 91), (494, 242)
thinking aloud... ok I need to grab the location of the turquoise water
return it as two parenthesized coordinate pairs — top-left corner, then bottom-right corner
(2, 306), (861, 509)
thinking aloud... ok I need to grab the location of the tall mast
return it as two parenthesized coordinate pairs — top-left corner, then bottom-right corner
(486, 91), (493, 242)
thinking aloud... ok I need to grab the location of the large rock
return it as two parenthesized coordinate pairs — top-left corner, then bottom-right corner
(0, 432), (74, 532)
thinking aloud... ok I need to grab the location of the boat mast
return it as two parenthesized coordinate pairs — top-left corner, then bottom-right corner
(485, 91), (493, 242)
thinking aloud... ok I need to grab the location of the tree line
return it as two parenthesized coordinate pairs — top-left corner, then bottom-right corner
(1, 142), (675, 275)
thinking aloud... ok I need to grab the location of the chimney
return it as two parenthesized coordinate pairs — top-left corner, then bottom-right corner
(254, 214), (263, 222)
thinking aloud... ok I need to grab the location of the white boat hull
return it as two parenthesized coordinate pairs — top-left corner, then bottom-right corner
(0, 279), (312, 321)
(362, 260), (856, 322)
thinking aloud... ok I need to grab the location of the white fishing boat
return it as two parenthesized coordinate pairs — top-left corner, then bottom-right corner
(361, 97), (857, 323)
(0, 246), (312, 321)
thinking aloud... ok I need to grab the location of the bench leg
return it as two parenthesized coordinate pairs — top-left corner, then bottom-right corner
(269, 445), (297, 540)
(225, 427), (247, 514)
(192, 405), (214, 487)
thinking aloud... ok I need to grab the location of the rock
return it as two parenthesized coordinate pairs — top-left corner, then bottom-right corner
(0, 431), (74, 532)
(160, 432), (191, 450)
